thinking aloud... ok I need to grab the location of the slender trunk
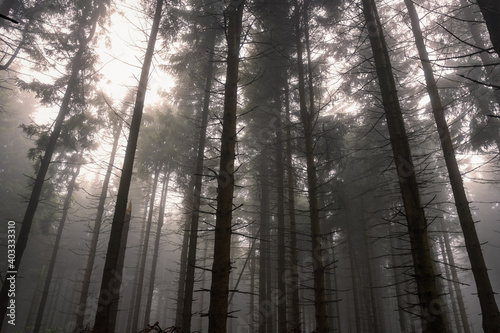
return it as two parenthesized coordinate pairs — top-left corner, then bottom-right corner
(75, 115), (124, 330)
(228, 228), (259, 305)
(181, 27), (217, 333)
(197, 235), (209, 331)
(474, 0), (500, 56)
(144, 172), (170, 327)
(126, 187), (151, 333)
(285, 82), (301, 332)
(388, 223), (409, 333)
(346, 205), (362, 333)
(109, 200), (132, 332)
(361, 0), (447, 331)
(439, 219), (471, 333)
(258, 157), (270, 333)
(293, 2), (328, 331)
(207, 2), (244, 332)
(33, 162), (82, 333)
(266, 226), (273, 333)
(174, 192), (191, 328)
(274, 102), (287, 333)
(405, 1), (500, 331)
(249, 235), (256, 332)
(0, 4), (103, 324)
(439, 233), (463, 333)
(364, 220), (379, 333)
(93, 0), (163, 330)
(131, 165), (161, 332)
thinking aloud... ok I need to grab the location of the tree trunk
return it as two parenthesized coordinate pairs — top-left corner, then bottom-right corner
(474, 0), (500, 56)
(360, 0), (447, 331)
(439, 233), (464, 333)
(131, 164), (161, 332)
(109, 199), (132, 331)
(144, 171), (170, 327)
(284, 82), (301, 332)
(274, 103), (287, 333)
(388, 223), (409, 333)
(258, 156), (270, 333)
(249, 234), (256, 332)
(181, 27), (217, 333)
(126, 186), (151, 333)
(33, 162), (82, 333)
(75, 112), (125, 330)
(92, 0), (163, 330)
(174, 190), (191, 328)
(293, 1), (329, 331)
(0, 4), (104, 325)
(405, 1), (500, 331)
(439, 219), (472, 333)
(207, 1), (244, 332)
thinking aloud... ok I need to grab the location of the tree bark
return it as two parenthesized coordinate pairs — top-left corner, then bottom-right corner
(274, 102), (287, 333)
(207, 1), (244, 332)
(293, 1), (329, 331)
(360, 0), (447, 331)
(144, 171), (170, 327)
(258, 156), (270, 333)
(92, 0), (163, 330)
(181, 27), (217, 333)
(131, 164), (161, 332)
(475, 0), (500, 56)
(126, 185), (151, 333)
(284, 82), (301, 332)
(405, 1), (500, 331)
(439, 219), (472, 333)
(174, 191), (191, 328)
(33, 161), (82, 333)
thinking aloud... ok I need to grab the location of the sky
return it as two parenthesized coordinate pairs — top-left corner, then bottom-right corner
(32, 0), (175, 125)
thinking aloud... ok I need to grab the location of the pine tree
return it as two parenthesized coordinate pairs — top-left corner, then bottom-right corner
(404, 1), (500, 331)
(360, 0), (447, 331)
(92, 0), (163, 330)
(207, 1), (245, 332)
(0, 1), (109, 326)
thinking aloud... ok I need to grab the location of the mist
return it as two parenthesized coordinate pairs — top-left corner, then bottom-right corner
(1, 0), (500, 332)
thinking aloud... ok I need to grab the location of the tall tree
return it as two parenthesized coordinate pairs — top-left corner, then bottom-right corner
(92, 0), (164, 330)
(181, 22), (218, 333)
(0, 1), (109, 327)
(293, 1), (329, 331)
(404, 1), (500, 331)
(131, 164), (160, 332)
(144, 171), (170, 327)
(74, 96), (130, 330)
(207, 1), (244, 332)
(284, 82), (301, 332)
(360, 0), (448, 331)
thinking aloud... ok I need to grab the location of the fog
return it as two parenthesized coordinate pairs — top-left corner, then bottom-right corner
(1, 0), (500, 332)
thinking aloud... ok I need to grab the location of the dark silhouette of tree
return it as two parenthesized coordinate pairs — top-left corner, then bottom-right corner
(207, 1), (245, 332)
(0, 1), (109, 327)
(293, 1), (329, 330)
(360, 0), (448, 331)
(404, 1), (500, 331)
(92, 0), (163, 330)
